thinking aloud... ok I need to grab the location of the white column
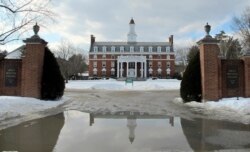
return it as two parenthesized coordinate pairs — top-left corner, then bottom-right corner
(144, 61), (147, 78)
(141, 62), (143, 78)
(135, 62), (137, 78)
(117, 61), (120, 78)
(121, 62), (123, 77)
(127, 62), (129, 77)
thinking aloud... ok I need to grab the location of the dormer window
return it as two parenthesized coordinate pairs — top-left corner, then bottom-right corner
(166, 46), (170, 53)
(130, 46), (134, 52)
(102, 46), (107, 52)
(120, 46), (124, 52)
(140, 46), (144, 52)
(157, 46), (161, 52)
(111, 46), (115, 52)
(94, 46), (98, 52)
(149, 46), (153, 52)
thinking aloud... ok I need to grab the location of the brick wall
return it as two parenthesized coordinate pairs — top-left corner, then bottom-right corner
(242, 57), (250, 97)
(199, 42), (220, 101)
(21, 43), (46, 98)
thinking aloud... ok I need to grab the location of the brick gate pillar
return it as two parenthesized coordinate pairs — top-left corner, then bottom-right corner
(197, 23), (220, 101)
(242, 53), (250, 97)
(21, 23), (47, 99)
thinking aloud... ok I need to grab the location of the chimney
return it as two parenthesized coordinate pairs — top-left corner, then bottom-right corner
(169, 35), (173, 46)
(91, 35), (95, 45)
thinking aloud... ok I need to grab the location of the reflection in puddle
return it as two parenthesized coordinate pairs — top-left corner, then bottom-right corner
(0, 113), (64, 152)
(0, 110), (249, 152)
(89, 111), (175, 144)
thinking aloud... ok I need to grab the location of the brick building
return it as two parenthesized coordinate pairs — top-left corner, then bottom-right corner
(89, 18), (175, 79)
(0, 23), (47, 99)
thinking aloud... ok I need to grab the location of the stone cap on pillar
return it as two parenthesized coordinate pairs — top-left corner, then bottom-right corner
(23, 23), (48, 45)
(197, 23), (219, 45)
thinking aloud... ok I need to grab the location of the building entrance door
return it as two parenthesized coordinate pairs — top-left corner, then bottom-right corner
(128, 69), (135, 78)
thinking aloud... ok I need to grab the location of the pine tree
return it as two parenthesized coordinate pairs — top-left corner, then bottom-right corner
(180, 51), (201, 102)
(41, 47), (65, 100)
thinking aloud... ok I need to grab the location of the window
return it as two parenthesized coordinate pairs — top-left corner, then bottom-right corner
(111, 61), (115, 67)
(166, 46), (170, 53)
(102, 61), (106, 67)
(130, 46), (134, 52)
(167, 55), (170, 60)
(93, 69), (97, 75)
(157, 46), (161, 52)
(140, 46), (144, 52)
(120, 46), (124, 52)
(111, 46), (115, 52)
(102, 46), (107, 52)
(111, 70), (115, 75)
(102, 70), (106, 76)
(94, 46), (98, 52)
(167, 61), (171, 67)
(93, 61), (97, 67)
(149, 62), (152, 67)
(102, 54), (106, 59)
(149, 55), (153, 59)
(149, 46), (153, 52)
(158, 61), (162, 67)
(94, 54), (97, 59)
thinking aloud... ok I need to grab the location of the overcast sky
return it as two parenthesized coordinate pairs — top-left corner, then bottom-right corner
(2, 0), (250, 53)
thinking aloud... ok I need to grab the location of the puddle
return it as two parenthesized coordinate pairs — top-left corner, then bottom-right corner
(0, 110), (250, 152)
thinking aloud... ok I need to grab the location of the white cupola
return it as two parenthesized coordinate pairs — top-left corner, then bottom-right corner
(127, 18), (137, 43)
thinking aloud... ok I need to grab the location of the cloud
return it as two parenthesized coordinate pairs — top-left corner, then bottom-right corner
(1, 0), (250, 52)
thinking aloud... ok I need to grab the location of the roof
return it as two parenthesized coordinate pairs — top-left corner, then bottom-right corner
(129, 18), (135, 24)
(93, 41), (170, 46)
(5, 45), (25, 59)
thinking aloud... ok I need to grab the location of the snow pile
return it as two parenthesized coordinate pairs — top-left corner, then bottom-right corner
(66, 79), (180, 90)
(174, 97), (250, 124)
(0, 96), (67, 122)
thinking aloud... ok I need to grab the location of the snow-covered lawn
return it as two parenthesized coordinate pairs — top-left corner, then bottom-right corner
(174, 97), (250, 124)
(66, 79), (181, 90)
(0, 96), (67, 129)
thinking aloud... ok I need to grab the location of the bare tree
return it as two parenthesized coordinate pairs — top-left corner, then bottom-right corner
(0, 0), (55, 45)
(54, 40), (87, 82)
(233, 7), (250, 50)
(175, 48), (189, 66)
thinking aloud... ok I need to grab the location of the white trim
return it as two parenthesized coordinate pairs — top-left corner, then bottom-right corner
(89, 52), (175, 55)
(89, 58), (175, 61)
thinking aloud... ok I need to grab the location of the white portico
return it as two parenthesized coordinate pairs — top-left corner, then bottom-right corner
(117, 56), (147, 78)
